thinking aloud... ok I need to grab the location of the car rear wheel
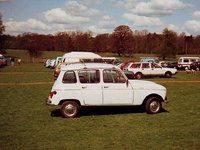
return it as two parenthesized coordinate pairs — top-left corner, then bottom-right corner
(60, 101), (80, 118)
(135, 72), (143, 79)
(144, 97), (162, 114)
(165, 71), (172, 78)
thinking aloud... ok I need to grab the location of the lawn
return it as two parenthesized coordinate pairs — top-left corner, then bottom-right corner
(0, 59), (200, 149)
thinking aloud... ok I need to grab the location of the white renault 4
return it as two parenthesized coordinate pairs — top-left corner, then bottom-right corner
(46, 63), (168, 118)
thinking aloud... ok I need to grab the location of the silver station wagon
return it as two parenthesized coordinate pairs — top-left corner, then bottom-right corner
(46, 63), (168, 118)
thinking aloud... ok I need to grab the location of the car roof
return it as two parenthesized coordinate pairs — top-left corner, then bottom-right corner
(62, 52), (102, 59)
(61, 63), (116, 71)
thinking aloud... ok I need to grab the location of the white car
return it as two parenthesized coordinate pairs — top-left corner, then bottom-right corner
(46, 63), (168, 118)
(124, 62), (177, 79)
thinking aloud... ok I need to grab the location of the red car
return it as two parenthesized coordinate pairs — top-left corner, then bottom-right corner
(120, 61), (135, 70)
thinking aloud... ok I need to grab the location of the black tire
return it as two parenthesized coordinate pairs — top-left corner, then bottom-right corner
(135, 72), (143, 79)
(60, 101), (80, 118)
(144, 97), (162, 114)
(165, 71), (172, 78)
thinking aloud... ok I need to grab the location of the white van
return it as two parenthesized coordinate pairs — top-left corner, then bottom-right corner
(177, 57), (200, 69)
(61, 51), (102, 63)
(53, 52), (102, 78)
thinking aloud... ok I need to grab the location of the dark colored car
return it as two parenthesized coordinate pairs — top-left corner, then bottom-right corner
(190, 62), (200, 71)
(120, 61), (135, 70)
(123, 71), (135, 79)
(166, 61), (178, 69)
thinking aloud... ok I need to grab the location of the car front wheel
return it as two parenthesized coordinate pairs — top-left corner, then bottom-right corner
(135, 72), (143, 79)
(60, 101), (80, 118)
(144, 97), (162, 114)
(165, 71), (172, 78)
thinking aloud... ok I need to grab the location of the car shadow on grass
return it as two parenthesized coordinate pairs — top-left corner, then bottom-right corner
(51, 106), (168, 117)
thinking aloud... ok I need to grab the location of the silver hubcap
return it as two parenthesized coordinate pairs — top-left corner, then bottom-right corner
(150, 101), (160, 113)
(136, 74), (141, 79)
(64, 104), (76, 116)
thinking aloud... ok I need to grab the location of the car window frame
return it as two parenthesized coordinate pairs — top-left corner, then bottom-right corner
(62, 70), (77, 83)
(78, 69), (100, 84)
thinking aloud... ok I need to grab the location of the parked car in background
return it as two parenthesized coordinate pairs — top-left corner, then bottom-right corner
(46, 63), (168, 118)
(120, 61), (135, 70)
(177, 57), (200, 70)
(190, 61), (200, 71)
(0, 54), (7, 67)
(140, 57), (159, 63)
(102, 57), (122, 64)
(53, 51), (102, 78)
(123, 62), (177, 79)
(45, 59), (51, 68)
(166, 61), (178, 69)
(54, 56), (62, 67)
(50, 59), (56, 69)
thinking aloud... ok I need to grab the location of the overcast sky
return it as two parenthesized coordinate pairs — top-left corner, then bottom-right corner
(1, 0), (200, 36)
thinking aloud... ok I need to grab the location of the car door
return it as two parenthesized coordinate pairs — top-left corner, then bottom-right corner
(150, 63), (164, 76)
(78, 69), (103, 105)
(141, 63), (151, 75)
(102, 69), (133, 105)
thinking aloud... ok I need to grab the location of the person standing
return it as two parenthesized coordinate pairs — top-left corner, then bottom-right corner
(10, 57), (15, 66)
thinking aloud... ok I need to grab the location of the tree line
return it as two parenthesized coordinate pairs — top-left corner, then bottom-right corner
(1, 14), (200, 60)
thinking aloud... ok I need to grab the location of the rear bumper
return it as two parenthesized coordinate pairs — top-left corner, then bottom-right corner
(163, 97), (168, 103)
(46, 97), (55, 106)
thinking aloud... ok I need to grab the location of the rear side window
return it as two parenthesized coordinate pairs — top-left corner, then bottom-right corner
(62, 71), (77, 83)
(190, 59), (196, 62)
(103, 69), (126, 83)
(142, 63), (150, 68)
(78, 70), (100, 84)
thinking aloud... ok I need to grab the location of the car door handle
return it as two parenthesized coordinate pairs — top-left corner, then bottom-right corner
(82, 86), (87, 89)
(104, 86), (109, 88)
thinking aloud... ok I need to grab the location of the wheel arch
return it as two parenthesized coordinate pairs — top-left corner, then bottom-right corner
(59, 99), (81, 106)
(164, 71), (172, 77)
(134, 72), (143, 79)
(142, 93), (164, 105)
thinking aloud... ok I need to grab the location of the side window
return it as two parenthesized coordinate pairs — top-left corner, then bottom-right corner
(62, 71), (77, 83)
(151, 63), (161, 68)
(103, 69), (126, 83)
(184, 59), (188, 62)
(142, 63), (150, 68)
(78, 70), (100, 84)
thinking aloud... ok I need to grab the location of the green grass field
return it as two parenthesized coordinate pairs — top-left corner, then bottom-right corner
(0, 51), (200, 150)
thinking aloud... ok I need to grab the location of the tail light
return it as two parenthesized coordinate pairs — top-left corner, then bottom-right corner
(131, 72), (135, 77)
(49, 91), (57, 98)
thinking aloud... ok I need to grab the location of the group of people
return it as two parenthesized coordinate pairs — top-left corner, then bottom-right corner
(9, 57), (21, 66)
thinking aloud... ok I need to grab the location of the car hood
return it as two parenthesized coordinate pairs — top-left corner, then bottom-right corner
(128, 80), (166, 91)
